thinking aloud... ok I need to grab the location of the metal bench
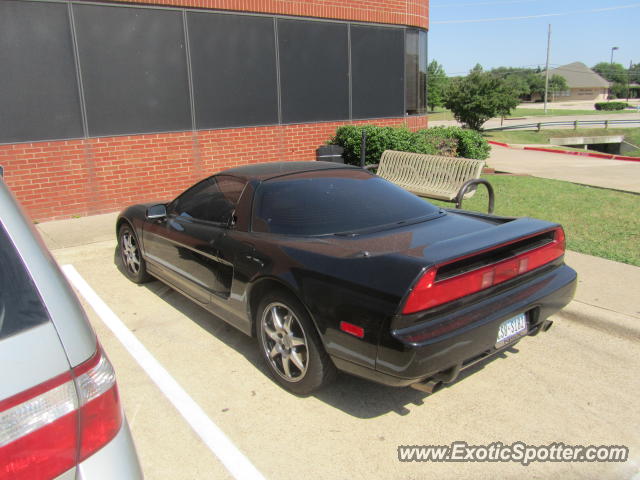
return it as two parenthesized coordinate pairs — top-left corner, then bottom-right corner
(365, 150), (494, 213)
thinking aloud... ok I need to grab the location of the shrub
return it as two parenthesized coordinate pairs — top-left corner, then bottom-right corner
(417, 126), (490, 160)
(595, 101), (629, 111)
(329, 125), (491, 166)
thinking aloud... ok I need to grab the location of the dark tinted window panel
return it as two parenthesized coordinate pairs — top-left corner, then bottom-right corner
(0, 223), (50, 340)
(351, 26), (405, 119)
(0, 1), (83, 143)
(278, 19), (349, 123)
(171, 175), (246, 224)
(188, 13), (278, 129)
(252, 170), (439, 235)
(405, 29), (427, 115)
(73, 4), (191, 137)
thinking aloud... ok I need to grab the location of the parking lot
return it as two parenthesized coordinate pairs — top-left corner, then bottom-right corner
(46, 218), (640, 480)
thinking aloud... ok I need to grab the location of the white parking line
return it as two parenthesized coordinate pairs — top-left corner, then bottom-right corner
(61, 264), (266, 480)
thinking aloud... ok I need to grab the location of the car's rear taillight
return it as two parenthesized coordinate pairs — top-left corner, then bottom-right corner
(0, 344), (122, 480)
(402, 228), (566, 315)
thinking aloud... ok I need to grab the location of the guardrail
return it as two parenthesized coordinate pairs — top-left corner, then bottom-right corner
(484, 119), (640, 132)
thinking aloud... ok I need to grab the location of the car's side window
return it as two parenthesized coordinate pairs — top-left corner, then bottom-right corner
(170, 175), (246, 224)
(0, 222), (50, 340)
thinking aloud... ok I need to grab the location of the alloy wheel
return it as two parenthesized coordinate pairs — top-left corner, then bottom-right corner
(260, 302), (309, 382)
(120, 230), (141, 275)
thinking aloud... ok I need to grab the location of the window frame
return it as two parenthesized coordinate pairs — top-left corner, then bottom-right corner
(167, 174), (248, 226)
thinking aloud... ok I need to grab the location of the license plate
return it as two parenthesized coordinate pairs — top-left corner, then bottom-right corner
(496, 313), (528, 348)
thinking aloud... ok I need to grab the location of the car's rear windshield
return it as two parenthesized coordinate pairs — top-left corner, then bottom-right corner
(251, 169), (441, 236)
(0, 222), (50, 340)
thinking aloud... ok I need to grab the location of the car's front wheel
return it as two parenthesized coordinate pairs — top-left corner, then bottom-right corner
(257, 291), (336, 395)
(118, 223), (151, 284)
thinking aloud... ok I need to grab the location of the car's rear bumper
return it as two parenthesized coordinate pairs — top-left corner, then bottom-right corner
(332, 264), (577, 388)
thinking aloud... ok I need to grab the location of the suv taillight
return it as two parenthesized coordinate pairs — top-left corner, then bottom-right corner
(0, 344), (122, 480)
(402, 228), (566, 314)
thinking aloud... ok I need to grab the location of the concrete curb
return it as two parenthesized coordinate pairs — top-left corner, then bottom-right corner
(554, 300), (640, 341)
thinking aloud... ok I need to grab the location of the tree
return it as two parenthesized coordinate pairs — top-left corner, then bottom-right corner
(503, 74), (530, 98)
(630, 63), (640, 84)
(526, 73), (546, 98)
(548, 74), (569, 101)
(443, 71), (520, 131)
(593, 62), (626, 83)
(426, 60), (448, 111)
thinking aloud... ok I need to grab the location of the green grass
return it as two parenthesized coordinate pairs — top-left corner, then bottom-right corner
(484, 128), (640, 151)
(429, 175), (640, 266)
(427, 109), (456, 121)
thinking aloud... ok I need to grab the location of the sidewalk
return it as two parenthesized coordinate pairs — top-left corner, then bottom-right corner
(487, 143), (640, 193)
(37, 211), (640, 341)
(429, 111), (640, 130)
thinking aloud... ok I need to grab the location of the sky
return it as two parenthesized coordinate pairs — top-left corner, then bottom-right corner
(428, 0), (640, 76)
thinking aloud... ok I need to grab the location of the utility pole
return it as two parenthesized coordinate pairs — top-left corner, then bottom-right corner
(543, 24), (551, 114)
(628, 59), (632, 103)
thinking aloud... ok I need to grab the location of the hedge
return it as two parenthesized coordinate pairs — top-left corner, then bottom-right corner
(329, 125), (490, 166)
(595, 102), (629, 111)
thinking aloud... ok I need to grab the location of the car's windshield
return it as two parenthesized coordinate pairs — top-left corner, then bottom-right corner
(251, 169), (441, 235)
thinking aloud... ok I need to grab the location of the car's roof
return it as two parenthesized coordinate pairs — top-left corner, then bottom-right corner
(222, 161), (358, 181)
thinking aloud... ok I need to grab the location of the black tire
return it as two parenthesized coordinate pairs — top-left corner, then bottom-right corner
(118, 223), (151, 284)
(257, 290), (336, 395)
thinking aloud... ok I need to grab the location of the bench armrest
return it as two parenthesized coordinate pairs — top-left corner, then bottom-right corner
(455, 178), (495, 214)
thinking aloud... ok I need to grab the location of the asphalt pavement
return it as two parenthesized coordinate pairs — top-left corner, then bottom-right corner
(41, 221), (640, 480)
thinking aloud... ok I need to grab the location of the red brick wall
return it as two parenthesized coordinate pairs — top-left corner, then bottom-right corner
(107, 0), (429, 29)
(0, 116), (427, 222)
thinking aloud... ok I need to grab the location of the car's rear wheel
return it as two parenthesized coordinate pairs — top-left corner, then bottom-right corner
(257, 291), (335, 395)
(118, 223), (151, 284)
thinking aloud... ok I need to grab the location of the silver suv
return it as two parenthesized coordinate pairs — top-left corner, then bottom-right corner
(0, 179), (143, 479)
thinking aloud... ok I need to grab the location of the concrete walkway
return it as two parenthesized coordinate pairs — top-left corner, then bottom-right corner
(430, 111), (640, 130)
(487, 143), (640, 193)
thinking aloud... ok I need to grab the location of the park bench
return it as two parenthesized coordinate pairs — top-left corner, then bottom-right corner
(365, 150), (495, 213)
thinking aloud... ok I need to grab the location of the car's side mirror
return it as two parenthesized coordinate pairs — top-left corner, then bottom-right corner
(146, 204), (167, 220)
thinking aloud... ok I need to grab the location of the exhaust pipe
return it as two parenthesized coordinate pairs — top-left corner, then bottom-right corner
(541, 320), (553, 332)
(410, 378), (443, 394)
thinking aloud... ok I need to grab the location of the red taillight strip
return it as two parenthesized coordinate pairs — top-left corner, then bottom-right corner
(74, 348), (121, 462)
(402, 228), (565, 315)
(0, 343), (121, 480)
(0, 380), (77, 448)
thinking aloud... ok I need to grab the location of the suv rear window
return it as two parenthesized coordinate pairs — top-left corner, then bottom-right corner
(0, 223), (50, 339)
(251, 169), (440, 235)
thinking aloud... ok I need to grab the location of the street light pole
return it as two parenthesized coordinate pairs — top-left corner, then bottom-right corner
(628, 59), (632, 103)
(610, 46), (619, 64)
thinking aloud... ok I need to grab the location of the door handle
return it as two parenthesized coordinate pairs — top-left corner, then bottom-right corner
(244, 255), (264, 267)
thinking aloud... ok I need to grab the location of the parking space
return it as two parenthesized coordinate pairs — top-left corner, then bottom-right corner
(52, 239), (640, 479)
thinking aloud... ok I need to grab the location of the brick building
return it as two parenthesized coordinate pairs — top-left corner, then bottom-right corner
(0, 0), (429, 221)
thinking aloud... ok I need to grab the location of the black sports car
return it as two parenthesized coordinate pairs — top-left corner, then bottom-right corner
(117, 162), (576, 395)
